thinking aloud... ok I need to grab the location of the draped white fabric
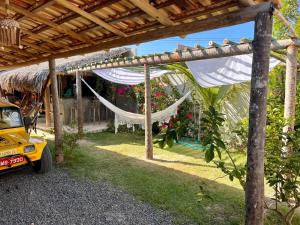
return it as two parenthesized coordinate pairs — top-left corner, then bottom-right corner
(81, 79), (191, 133)
(92, 68), (170, 85)
(186, 54), (280, 88)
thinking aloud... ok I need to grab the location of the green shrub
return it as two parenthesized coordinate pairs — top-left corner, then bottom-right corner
(62, 133), (80, 160)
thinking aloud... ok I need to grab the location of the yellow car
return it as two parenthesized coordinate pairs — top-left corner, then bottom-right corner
(0, 101), (52, 174)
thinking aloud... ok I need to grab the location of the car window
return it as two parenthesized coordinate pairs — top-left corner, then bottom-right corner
(0, 107), (23, 130)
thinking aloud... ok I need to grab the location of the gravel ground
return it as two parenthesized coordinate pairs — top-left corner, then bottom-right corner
(0, 168), (174, 225)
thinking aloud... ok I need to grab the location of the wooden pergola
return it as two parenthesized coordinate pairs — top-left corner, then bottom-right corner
(0, 1), (298, 225)
(0, 0), (279, 69)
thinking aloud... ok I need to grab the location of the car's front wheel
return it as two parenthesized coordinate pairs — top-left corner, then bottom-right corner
(33, 145), (52, 174)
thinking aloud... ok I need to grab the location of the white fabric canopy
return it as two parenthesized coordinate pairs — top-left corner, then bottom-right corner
(186, 54), (280, 88)
(92, 68), (169, 85)
(81, 79), (190, 133)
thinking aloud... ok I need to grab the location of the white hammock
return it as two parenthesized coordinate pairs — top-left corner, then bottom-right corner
(81, 79), (190, 133)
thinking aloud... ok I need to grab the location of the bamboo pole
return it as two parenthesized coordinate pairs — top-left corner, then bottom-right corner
(284, 45), (298, 133)
(245, 10), (273, 225)
(49, 59), (64, 164)
(44, 86), (51, 128)
(76, 71), (83, 136)
(144, 64), (153, 160)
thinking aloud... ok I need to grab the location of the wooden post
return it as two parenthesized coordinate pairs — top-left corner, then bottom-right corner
(44, 86), (51, 128)
(0, 87), (4, 98)
(76, 71), (83, 136)
(245, 10), (273, 225)
(144, 64), (153, 160)
(283, 45), (298, 133)
(49, 59), (64, 164)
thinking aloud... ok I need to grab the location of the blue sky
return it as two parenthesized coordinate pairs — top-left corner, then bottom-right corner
(128, 22), (255, 56)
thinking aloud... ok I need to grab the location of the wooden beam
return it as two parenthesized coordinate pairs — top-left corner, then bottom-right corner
(27, 0), (175, 43)
(54, 0), (127, 37)
(5, 40), (291, 67)
(2, 38), (299, 71)
(239, 1), (293, 37)
(239, 0), (282, 9)
(129, 0), (176, 26)
(0, 50), (26, 61)
(49, 59), (64, 164)
(198, 0), (212, 6)
(245, 10), (273, 225)
(21, 28), (67, 49)
(76, 71), (84, 136)
(31, 0), (56, 13)
(19, 0), (217, 52)
(0, 56), (15, 64)
(79, 2), (238, 40)
(22, 40), (55, 54)
(8, 3), (94, 44)
(274, 9), (297, 38)
(27, 0), (120, 35)
(238, 0), (255, 6)
(144, 64), (153, 160)
(17, 0), (56, 21)
(5, 46), (36, 58)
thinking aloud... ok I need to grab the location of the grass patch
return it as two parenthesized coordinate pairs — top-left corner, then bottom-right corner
(47, 132), (299, 225)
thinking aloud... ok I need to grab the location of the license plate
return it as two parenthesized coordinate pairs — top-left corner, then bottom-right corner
(0, 149), (18, 158)
(0, 155), (25, 166)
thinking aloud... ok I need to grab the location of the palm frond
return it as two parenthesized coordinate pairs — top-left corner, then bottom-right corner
(167, 63), (250, 124)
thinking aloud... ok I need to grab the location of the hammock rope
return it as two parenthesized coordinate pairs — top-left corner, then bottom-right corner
(81, 78), (190, 133)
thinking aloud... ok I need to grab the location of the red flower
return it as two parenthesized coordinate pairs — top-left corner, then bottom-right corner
(154, 92), (164, 98)
(186, 112), (193, 120)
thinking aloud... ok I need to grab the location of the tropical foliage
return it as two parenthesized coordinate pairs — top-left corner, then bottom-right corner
(264, 104), (300, 225)
(273, 0), (299, 39)
(200, 106), (246, 189)
(167, 64), (250, 125)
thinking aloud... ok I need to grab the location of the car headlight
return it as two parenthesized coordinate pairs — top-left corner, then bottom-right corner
(24, 145), (35, 153)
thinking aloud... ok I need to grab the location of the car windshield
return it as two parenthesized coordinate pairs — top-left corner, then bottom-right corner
(0, 107), (23, 130)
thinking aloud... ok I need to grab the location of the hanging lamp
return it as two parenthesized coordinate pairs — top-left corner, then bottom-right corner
(0, 0), (21, 48)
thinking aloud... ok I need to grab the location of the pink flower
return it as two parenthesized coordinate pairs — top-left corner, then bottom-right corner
(161, 123), (168, 129)
(116, 88), (126, 95)
(186, 112), (193, 120)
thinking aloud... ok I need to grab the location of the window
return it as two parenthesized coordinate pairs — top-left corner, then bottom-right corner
(0, 107), (23, 130)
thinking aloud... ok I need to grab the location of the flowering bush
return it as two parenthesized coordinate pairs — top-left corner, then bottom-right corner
(186, 112), (193, 120)
(108, 74), (195, 140)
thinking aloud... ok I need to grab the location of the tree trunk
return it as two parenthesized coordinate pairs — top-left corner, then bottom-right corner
(76, 71), (83, 136)
(44, 86), (51, 128)
(49, 59), (64, 164)
(245, 10), (273, 225)
(144, 64), (153, 160)
(283, 45), (298, 133)
(282, 45), (298, 157)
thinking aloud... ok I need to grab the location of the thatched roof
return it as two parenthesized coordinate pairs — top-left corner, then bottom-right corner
(0, 47), (131, 93)
(0, 1), (277, 70)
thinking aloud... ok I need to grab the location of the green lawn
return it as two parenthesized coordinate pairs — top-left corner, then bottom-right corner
(45, 131), (299, 225)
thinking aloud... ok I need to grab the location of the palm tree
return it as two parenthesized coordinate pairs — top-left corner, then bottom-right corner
(167, 63), (250, 125)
